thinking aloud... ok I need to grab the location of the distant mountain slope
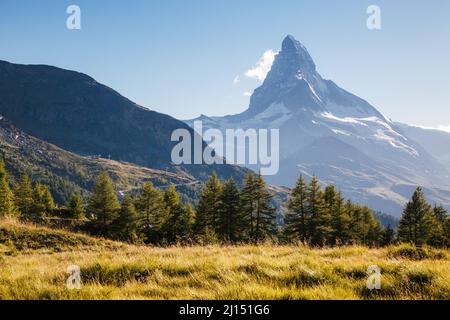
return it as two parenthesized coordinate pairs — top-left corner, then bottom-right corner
(0, 116), (197, 203)
(396, 123), (450, 172)
(0, 60), (246, 183)
(373, 212), (400, 229)
(1, 116), (288, 213)
(187, 35), (450, 216)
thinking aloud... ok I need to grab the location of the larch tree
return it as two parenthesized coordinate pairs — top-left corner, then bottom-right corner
(217, 178), (242, 242)
(195, 172), (222, 236)
(67, 194), (85, 219)
(161, 185), (185, 244)
(14, 174), (34, 218)
(113, 194), (140, 243)
(136, 182), (166, 243)
(398, 187), (437, 245)
(32, 183), (55, 217)
(0, 160), (15, 216)
(306, 176), (330, 245)
(240, 171), (256, 241)
(88, 171), (120, 230)
(174, 203), (196, 243)
(252, 174), (276, 243)
(327, 188), (351, 245)
(284, 175), (308, 242)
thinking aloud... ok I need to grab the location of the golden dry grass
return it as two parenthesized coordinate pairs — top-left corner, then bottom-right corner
(0, 217), (449, 300)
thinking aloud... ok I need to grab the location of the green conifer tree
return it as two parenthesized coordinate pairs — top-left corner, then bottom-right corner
(444, 217), (450, 245)
(217, 178), (242, 242)
(328, 189), (351, 245)
(174, 203), (196, 243)
(88, 172), (120, 230)
(161, 185), (184, 244)
(113, 194), (140, 242)
(361, 206), (382, 245)
(240, 171), (256, 241)
(380, 226), (396, 246)
(14, 174), (34, 218)
(284, 175), (308, 242)
(136, 182), (166, 243)
(306, 176), (330, 245)
(32, 183), (55, 218)
(195, 172), (222, 236)
(252, 174), (276, 243)
(398, 187), (437, 245)
(0, 160), (15, 216)
(67, 194), (85, 219)
(433, 204), (448, 223)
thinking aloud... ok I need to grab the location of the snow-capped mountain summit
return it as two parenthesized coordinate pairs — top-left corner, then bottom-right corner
(242, 35), (384, 120)
(186, 35), (450, 216)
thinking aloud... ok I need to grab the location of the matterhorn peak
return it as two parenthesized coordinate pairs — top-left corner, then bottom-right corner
(279, 35), (316, 74)
(281, 35), (310, 56)
(261, 35), (317, 90)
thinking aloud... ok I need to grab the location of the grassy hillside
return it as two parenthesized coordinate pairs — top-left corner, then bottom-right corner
(0, 116), (287, 210)
(0, 218), (449, 300)
(0, 116), (197, 203)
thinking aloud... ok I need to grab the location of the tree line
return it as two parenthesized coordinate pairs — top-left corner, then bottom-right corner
(1, 159), (449, 246)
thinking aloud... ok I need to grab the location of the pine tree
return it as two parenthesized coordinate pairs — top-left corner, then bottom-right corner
(444, 217), (450, 246)
(240, 171), (256, 241)
(136, 182), (166, 243)
(14, 174), (34, 218)
(427, 204), (447, 246)
(67, 194), (85, 219)
(306, 176), (330, 245)
(380, 226), (396, 246)
(32, 183), (55, 218)
(0, 160), (15, 216)
(361, 206), (382, 245)
(327, 188), (351, 245)
(88, 172), (120, 230)
(347, 203), (381, 245)
(217, 178), (241, 242)
(113, 194), (140, 242)
(174, 203), (196, 243)
(433, 204), (448, 223)
(195, 172), (222, 236)
(398, 187), (437, 246)
(347, 202), (362, 243)
(284, 175), (308, 242)
(252, 174), (276, 242)
(161, 185), (185, 244)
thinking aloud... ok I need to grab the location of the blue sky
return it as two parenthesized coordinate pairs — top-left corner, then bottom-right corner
(1, 0), (449, 127)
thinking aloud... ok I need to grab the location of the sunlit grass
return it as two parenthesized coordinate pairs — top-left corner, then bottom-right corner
(0, 218), (449, 300)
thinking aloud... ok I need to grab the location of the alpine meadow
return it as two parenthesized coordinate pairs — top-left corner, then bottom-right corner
(1, 1), (450, 303)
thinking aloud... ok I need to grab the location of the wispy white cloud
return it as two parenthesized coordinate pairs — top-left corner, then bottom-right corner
(243, 91), (252, 97)
(244, 49), (277, 82)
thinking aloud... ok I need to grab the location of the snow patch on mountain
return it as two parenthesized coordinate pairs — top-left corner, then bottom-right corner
(321, 112), (368, 126)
